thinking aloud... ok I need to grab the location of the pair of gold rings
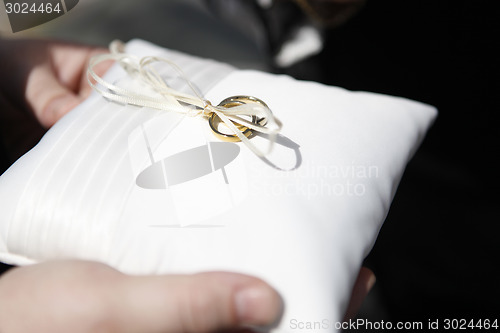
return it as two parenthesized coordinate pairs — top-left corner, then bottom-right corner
(208, 96), (268, 142)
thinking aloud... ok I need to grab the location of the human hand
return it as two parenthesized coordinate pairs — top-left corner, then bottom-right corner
(0, 260), (283, 333)
(0, 260), (375, 333)
(344, 266), (376, 321)
(0, 260), (373, 332)
(0, 38), (111, 164)
(0, 38), (110, 128)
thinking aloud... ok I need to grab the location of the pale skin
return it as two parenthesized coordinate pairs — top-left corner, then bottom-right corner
(0, 37), (375, 332)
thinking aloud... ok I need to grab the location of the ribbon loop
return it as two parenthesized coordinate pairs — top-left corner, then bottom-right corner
(87, 40), (282, 157)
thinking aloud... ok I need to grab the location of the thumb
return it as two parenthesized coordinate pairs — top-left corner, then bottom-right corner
(112, 271), (284, 333)
(26, 64), (82, 128)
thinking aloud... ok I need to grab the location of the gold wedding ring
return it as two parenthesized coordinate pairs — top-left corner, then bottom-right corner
(209, 112), (255, 142)
(208, 96), (269, 142)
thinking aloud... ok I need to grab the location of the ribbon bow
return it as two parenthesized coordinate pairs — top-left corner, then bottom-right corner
(87, 40), (282, 157)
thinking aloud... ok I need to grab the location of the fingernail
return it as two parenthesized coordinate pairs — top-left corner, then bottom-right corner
(235, 286), (282, 326)
(235, 287), (265, 322)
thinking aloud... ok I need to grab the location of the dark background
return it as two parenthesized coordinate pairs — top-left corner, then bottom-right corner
(1, 0), (499, 326)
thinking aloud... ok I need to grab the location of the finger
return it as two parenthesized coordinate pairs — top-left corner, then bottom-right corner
(0, 260), (126, 333)
(343, 267), (376, 321)
(49, 43), (109, 93)
(26, 46), (110, 128)
(25, 63), (82, 128)
(76, 48), (112, 99)
(111, 271), (283, 333)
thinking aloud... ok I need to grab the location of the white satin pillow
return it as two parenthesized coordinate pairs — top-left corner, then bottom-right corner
(0, 40), (436, 332)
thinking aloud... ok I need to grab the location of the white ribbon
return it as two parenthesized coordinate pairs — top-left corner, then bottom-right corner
(87, 40), (282, 157)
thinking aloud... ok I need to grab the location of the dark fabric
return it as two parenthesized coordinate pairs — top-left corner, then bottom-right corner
(279, 0), (499, 322)
(0, 136), (9, 176)
(0, 262), (15, 276)
(0, 127), (18, 273)
(206, 0), (308, 60)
